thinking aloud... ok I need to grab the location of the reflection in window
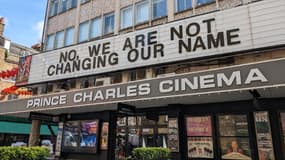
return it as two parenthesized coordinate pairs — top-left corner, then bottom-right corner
(136, 1), (149, 24)
(46, 34), (55, 50)
(90, 17), (101, 38)
(104, 13), (114, 34)
(50, 0), (58, 16)
(55, 30), (65, 48)
(175, 0), (192, 12)
(65, 27), (74, 46)
(78, 21), (89, 42)
(121, 7), (133, 29)
(196, 0), (214, 6)
(61, 0), (68, 13)
(152, 0), (167, 19)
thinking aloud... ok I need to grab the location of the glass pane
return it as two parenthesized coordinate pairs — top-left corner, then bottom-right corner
(196, 0), (214, 6)
(71, 0), (77, 8)
(65, 27), (74, 46)
(90, 18), (101, 38)
(61, 0), (67, 12)
(220, 137), (252, 160)
(55, 30), (64, 48)
(46, 34), (55, 50)
(136, 1), (149, 24)
(254, 112), (275, 160)
(78, 21), (89, 42)
(121, 7), (132, 29)
(153, 0), (167, 18)
(104, 14), (114, 34)
(219, 115), (249, 137)
(50, 0), (58, 16)
(186, 116), (212, 136)
(188, 137), (214, 158)
(63, 121), (79, 147)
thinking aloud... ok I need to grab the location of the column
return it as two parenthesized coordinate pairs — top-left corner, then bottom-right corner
(28, 120), (41, 146)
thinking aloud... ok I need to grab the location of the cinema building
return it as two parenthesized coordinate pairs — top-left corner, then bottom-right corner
(1, 0), (285, 159)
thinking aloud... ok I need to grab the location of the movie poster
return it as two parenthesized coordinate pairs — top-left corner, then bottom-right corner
(220, 137), (252, 160)
(168, 118), (179, 152)
(100, 122), (109, 150)
(16, 55), (32, 85)
(219, 115), (249, 137)
(186, 116), (212, 136)
(80, 120), (99, 148)
(63, 121), (80, 147)
(254, 112), (275, 160)
(188, 137), (214, 158)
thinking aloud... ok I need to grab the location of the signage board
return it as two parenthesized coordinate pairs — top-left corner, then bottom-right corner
(24, 0), (285, 84)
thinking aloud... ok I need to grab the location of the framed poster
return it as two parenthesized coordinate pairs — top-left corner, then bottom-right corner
(220, 137), (252, 160)
(186, 116), (212, 136)
(63, 121), (80, 148)
(219, 115), (249, 137)
(80, 120), (99, 148)
(254, 112), (275, 160)
(188, 137), (214, 158)
(16, 55), (32, 85)
(100, 122), (109, 150)
(168, 118), (179, 152)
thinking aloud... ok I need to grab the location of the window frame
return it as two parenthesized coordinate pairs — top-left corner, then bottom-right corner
(175, 0), (193, 13)
(78, 20), (90, 43)
(120, 6), (133, 29)
(135, 0), (150, 25)
(152, 0), (167, 19)
(90, 17), (102, 39)
(103, 13), (115, 35)
(64, 26), (75, 46)
(45, 34), (55, 51)
(55, 30), (65, 49)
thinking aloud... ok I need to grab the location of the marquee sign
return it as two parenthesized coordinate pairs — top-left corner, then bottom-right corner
(1, 58), (285, 115)
(25, 0), (285, 84)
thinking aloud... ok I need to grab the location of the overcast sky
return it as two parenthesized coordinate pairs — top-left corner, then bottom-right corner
(0, 0), (46, 47)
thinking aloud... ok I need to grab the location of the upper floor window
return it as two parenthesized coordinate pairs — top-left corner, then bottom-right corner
(70, 0), (77, 8)
(78, 21), (89, 42)
(196, 0), (214, 6)
(175, 0), (192, 12)
(65, 27), (74, 46)
(45, 34), (55, 50)
(80, 0), (90, 4)
(50, 0), (58, 17)
(90, 17), (102, 38)
(55, 30), (65, 48)
(136, 1), (149, 24)
(152, 0), (167, 19)
(60, 0), (68, 13)
(121, 7), (133, 29)
(104, 13), (115, 34)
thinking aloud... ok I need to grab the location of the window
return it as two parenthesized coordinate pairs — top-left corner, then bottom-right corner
(78, 21), (89, 42)
(55, 30), (65, 48)
(80, 0), (90, 4)
(196, 0), (214, 6)
(50, 0), (58, 16)
(175, 0), (192, 12)
(45, 34), (55, 50)
(136, 1), (149, 24)
(65, 27), (74, 46)
(186, 116), (214, 158)
(90, 17), (101, 38)
(152, 0), (167, 19)
(218, 115), (252, 160)
(60, 0), (68, 13)
(70, 0), (77, 8)
(104, 13), (115, 34)
(121, 7), (133, 29)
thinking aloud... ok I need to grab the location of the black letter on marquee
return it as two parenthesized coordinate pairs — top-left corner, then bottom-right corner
(47, 65), (55, 76)
(148, 31), (157, 45)
(135, 34), (145, 48)
(102, 42), (111, 55)
(202, 18), (215, 33)
(186, 22), (200, 37)
(128, 49), (139, 62)
(88, 44), (101, 57)
(207, 32), (225, 49)
(59, 51), (68, 63)
(227, 28), (241, 45)
(154, 44), (164, 58)
(193, 36), (206, 51)
(170, 25), (183, 40)
(178, 38), (192, 54)
(123, 38), (133, 51)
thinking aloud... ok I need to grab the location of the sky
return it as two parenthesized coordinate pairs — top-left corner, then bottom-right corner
(0, 0), (46, 47)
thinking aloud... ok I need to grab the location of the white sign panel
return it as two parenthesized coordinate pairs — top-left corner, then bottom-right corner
(27, 0), (285, 84)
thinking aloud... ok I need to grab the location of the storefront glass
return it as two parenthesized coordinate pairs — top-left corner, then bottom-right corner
(218, 115), (252, 160)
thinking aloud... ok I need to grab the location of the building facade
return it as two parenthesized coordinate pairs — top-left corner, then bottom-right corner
(0, 0), (285, 160)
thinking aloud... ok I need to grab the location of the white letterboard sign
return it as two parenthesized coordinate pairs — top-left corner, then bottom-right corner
(27, 0), (285, 84)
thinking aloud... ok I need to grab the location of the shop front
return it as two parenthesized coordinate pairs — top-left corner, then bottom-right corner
(1, 58), (285, 160)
